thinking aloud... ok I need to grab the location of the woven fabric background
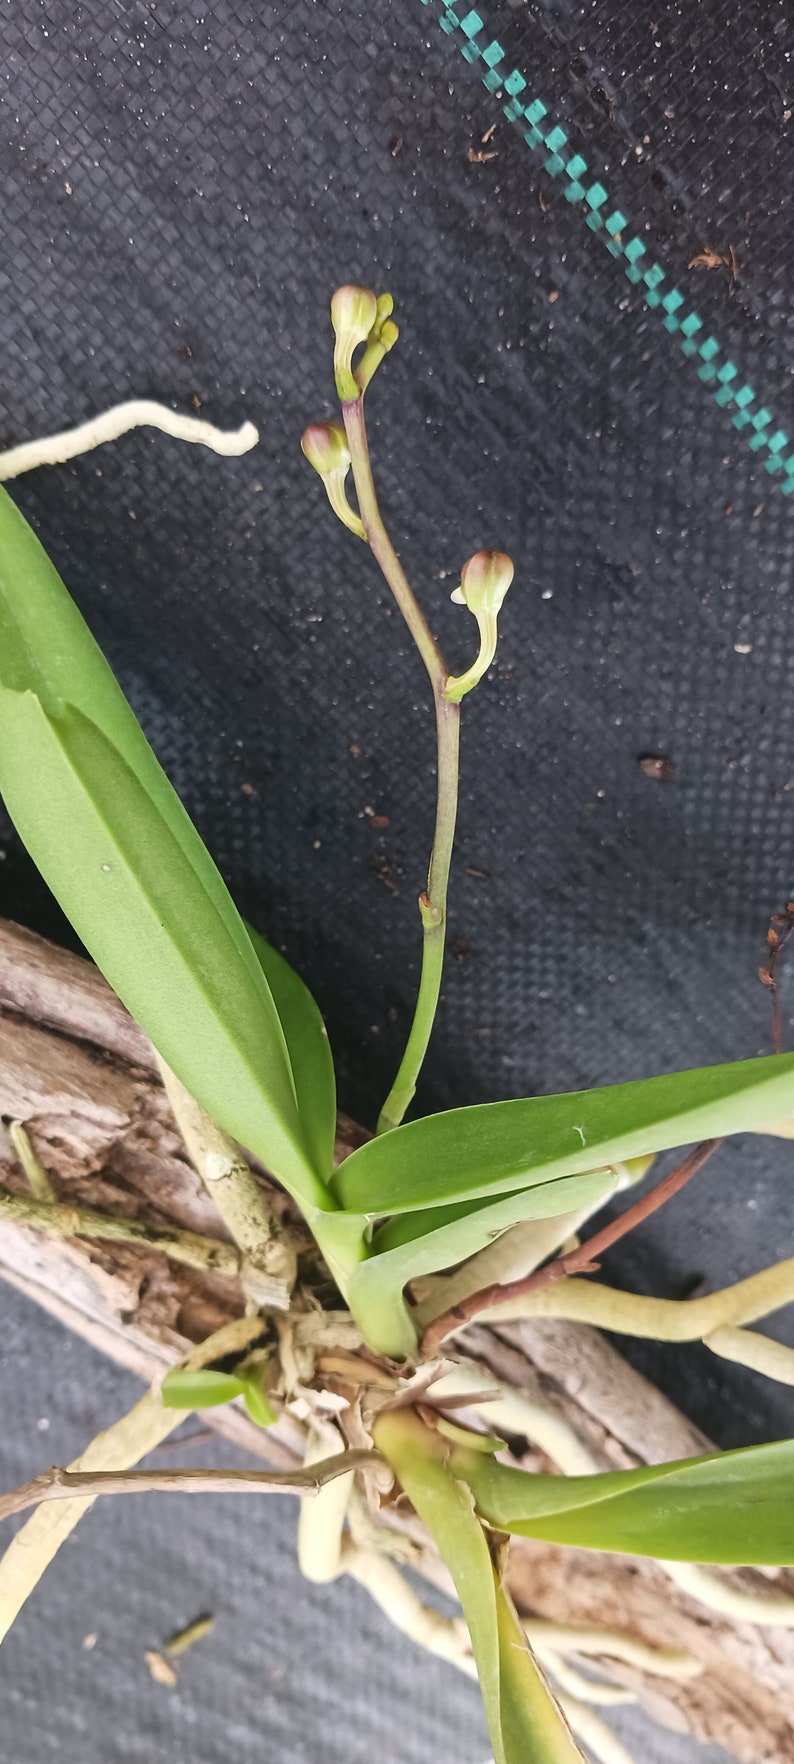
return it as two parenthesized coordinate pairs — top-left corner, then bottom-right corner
(0, 4), (793, 1759)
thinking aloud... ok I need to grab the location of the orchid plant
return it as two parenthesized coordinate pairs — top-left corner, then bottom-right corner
(0, 287), (793, 1764)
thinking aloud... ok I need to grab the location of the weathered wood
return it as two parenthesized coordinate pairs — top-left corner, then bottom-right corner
(0, 919), (311, 1466)
(0, 917), (792, 1760)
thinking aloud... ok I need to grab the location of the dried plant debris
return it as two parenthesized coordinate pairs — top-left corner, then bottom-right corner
(468, 123), (498, 164)
(688, 245), (739, 280)
(637, 753), (676, 781)
(144, 1649), (178, 1688)
(164, 1612), (216, 1657)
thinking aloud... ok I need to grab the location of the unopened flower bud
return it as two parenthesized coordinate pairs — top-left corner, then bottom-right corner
(331, 285), (378, 401)
(357, 317), (400, 393)
(300, 420), (365, 539)
(445, 550), (514, 702)
(452, 550), (514, 615)
(300, 421), (351, 477)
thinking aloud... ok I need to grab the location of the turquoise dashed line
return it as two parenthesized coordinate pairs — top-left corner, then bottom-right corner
(420, 0), (794, 496)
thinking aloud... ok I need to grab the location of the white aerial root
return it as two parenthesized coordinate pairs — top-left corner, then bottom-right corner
(338, 1539), (641, 1762)
(475, 1257), (794, 1390)
(704, 1323), (794, 1384)
(521, 1619), (701, 1680)
(428, 1359), (603, 1476)
(537, 1651), (637, 1705)
(0, 399), (258, 479)
(8, 1120), (57, 1203)
(662, 1559), (794, 1628)
(331, 1515), (713, 1764)
(341, 1540), (474, 1669)
(297, 1421), (355, 1585)
(156, 1055), (296, 1306)
(557, 1696), (637, 1764)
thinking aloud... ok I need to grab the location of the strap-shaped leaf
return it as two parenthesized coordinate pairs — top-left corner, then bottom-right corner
(0, 489), (269, 985)
(0, 693), (326, 1204)
(0, 488), (329, 1206)
(247, 926), (336, 1183)
(335, 1054), (794, 1215)
(346, 1169), (616, 1357)
(374, 1410), (584, 1764)
(450, 1437), (794, 1565)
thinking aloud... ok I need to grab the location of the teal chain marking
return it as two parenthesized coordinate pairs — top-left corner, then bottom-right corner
(421, 0), (794, 496)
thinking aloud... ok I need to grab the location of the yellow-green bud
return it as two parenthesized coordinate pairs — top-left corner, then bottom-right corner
(356, 317), (400, 393)
(331, 285), (378, 401)
(300, 420), (365, 540)
(445, 550), (514, 702)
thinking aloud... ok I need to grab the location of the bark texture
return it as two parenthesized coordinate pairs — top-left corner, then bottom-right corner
(0, 917), (792, 1760)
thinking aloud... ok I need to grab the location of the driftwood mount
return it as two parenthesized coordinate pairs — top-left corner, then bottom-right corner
(0, 916), (792, 1761)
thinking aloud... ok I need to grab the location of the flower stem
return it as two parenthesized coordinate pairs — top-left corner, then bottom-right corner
(342, 398), (447, 690)
(377, 689), (459, 1133)
(341, 397), (461, 1133)
(0, 1450), (379, 1525)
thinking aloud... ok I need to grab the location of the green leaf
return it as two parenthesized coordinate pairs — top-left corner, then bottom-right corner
(162, 1360), (276, 1426)
(373, 1410), (584, 1764)
(0, 488), (328, 1210)
(493, 1578), (581, 1764)
(335, 1053), (794, 1216)
(161, 1368), (247, 1410)
(346, 1169), (617, 1358)
(246, 925), (336, 1183)
(238, 1364), (277, 1429)
(450, 1437), (794, 1564)
(0, 489), (268, 973)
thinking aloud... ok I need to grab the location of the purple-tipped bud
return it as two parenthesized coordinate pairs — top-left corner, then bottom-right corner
(331, 285), (378, 401)
(300, 419), (365, 540)
(446, 550), (515, 702)
(300, 421), (351, 478)
(452, 550), (514, 615)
